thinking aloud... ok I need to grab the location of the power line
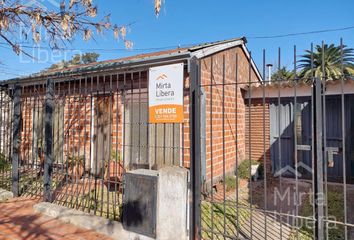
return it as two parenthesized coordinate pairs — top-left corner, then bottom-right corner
(0, 25), (353, 53)
(247, 25), (354, 39)
(0, 70), (25, 77)
(0, 42), (188, 52)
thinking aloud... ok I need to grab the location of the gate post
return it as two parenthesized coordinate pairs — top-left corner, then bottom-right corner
(44, 79), (54, 202)
(12, 84), (21, 197)
(189, 56), (202, 240)
(313, 77), (324, 239)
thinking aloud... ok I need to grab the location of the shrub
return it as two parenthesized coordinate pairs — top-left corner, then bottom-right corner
(0, 153), (11, 171)
(110, 150), (121, 163)
(67, 154), (84, 167)
(299, 188), (345, 239)
(224, 176), (237, 192)
(236, 160), (263, 180)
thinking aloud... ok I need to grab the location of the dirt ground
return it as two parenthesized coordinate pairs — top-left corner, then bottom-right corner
(0, 197), (111, 240)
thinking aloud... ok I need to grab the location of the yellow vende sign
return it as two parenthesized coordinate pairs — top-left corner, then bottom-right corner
(149, 63), (184, 123)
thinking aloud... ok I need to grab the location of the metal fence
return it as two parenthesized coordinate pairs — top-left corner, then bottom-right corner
(1, 39), (354, 240)
(0, 85), (13, 192)
(191, 40), (354, 240)
(1, 68), (189, 222)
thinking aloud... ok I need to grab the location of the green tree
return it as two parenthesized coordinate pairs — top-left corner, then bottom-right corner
(298, 44), (354, 81)
(271, 67), (294, 81)
(47, 52), (100, 70)
(81, 52), (100, 64)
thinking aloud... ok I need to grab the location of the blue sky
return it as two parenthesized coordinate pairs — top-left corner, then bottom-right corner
(1, 0), (354, 80)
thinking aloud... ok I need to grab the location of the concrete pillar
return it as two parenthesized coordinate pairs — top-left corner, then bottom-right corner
(156, 166), (189, 240)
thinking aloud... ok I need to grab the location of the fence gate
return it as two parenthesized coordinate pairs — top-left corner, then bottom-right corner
(191, 41), (354, 239)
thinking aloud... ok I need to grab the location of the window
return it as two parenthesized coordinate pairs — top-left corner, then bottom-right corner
(123, 95), (181, 170)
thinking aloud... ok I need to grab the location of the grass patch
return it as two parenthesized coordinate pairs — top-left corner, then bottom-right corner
(237, 160), (263, 180)
(83, 184), (122, 221)
(224, 176), (237, 192)
(0, 153), (11, 172)
(0, 153), (12, 191)
(201, 200), (250, 239)
(297, 188), (345, 240)
(0, 170), (11, 191)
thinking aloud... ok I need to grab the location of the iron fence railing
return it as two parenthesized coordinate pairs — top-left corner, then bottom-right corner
(1, 39), (353, 240)
(1, 68), (189, 222)
(194, 39), (354, 240)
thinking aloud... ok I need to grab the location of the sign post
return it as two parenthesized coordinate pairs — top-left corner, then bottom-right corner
(149, 63), (184, 123)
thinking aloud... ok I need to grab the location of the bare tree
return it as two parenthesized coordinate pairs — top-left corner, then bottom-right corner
(0, 0), (164, 57)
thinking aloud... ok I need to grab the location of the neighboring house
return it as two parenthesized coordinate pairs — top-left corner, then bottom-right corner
(1, 37), (262, 187)
(245, 79), (354, 183)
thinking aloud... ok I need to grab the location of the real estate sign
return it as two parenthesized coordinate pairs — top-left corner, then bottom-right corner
(148, 63), (184, 123)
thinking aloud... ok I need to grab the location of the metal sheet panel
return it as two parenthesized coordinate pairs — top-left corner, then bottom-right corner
(122, 170), (158, 238)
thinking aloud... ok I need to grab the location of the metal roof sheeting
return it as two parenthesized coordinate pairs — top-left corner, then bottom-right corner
(245, 78), (354, 99)
(3, 37), (249, 84)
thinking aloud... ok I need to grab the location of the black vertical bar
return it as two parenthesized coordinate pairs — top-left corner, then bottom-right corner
(310, 44), (316, 236)
(313, 77), (324, 239)
(293, 45), (299, 240)
(235, 52), (240, 239)
(44, 79), (54, 202)
(222, 54), (227, 237)
(81, 77), (88, 212)
(114, 74), (120, 218)
(12, 84), (21, 197)
(277, 47), (283, 238)
(262, 49), (268, 239)
(122, 74), (126, 174)
(138, 71), (141, 166)
(340, 38), (348, 240)
(107, 74), (113, 218)
(321, 41), (329, 240)
(86, 76), (94, 213)
(100, 76), (105, 217)
(7, 87), (12, 190)
(190, 56), (201, 240)
(210, 56), (215, 240)
(130, 73), (133, 169)
(248, 51), (254, 239)
(94, 76), (99, 215)
(146, 72), (151, 169)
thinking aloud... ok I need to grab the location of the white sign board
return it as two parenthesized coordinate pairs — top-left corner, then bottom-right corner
(148, 63), (184, 123)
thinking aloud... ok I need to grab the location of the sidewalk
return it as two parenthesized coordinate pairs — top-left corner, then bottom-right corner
(0, 197), (111, 240)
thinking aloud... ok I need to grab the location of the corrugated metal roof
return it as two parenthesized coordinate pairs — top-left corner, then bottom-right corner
(3, 37), (247, 83)
(247, 77), (354, 90)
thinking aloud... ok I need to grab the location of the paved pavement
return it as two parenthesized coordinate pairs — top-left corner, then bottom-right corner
(0, 197), (111, 240)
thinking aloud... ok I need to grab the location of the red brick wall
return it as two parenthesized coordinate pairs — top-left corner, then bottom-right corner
(17, 48), (261, 183)
(182, 74), (191, 169)
(245, 98), (271, 175)
(200, 46), (260, 184)
(19, 79), (124, 169)
(18, 72), (190, 172)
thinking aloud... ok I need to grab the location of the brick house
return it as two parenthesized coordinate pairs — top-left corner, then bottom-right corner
(2, 37), (262, 188)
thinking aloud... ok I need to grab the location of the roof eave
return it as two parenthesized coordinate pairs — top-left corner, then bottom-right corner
(2, 51), (191, 85)
(190, 39), (244, 59)
(190, 39), (263, 82)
